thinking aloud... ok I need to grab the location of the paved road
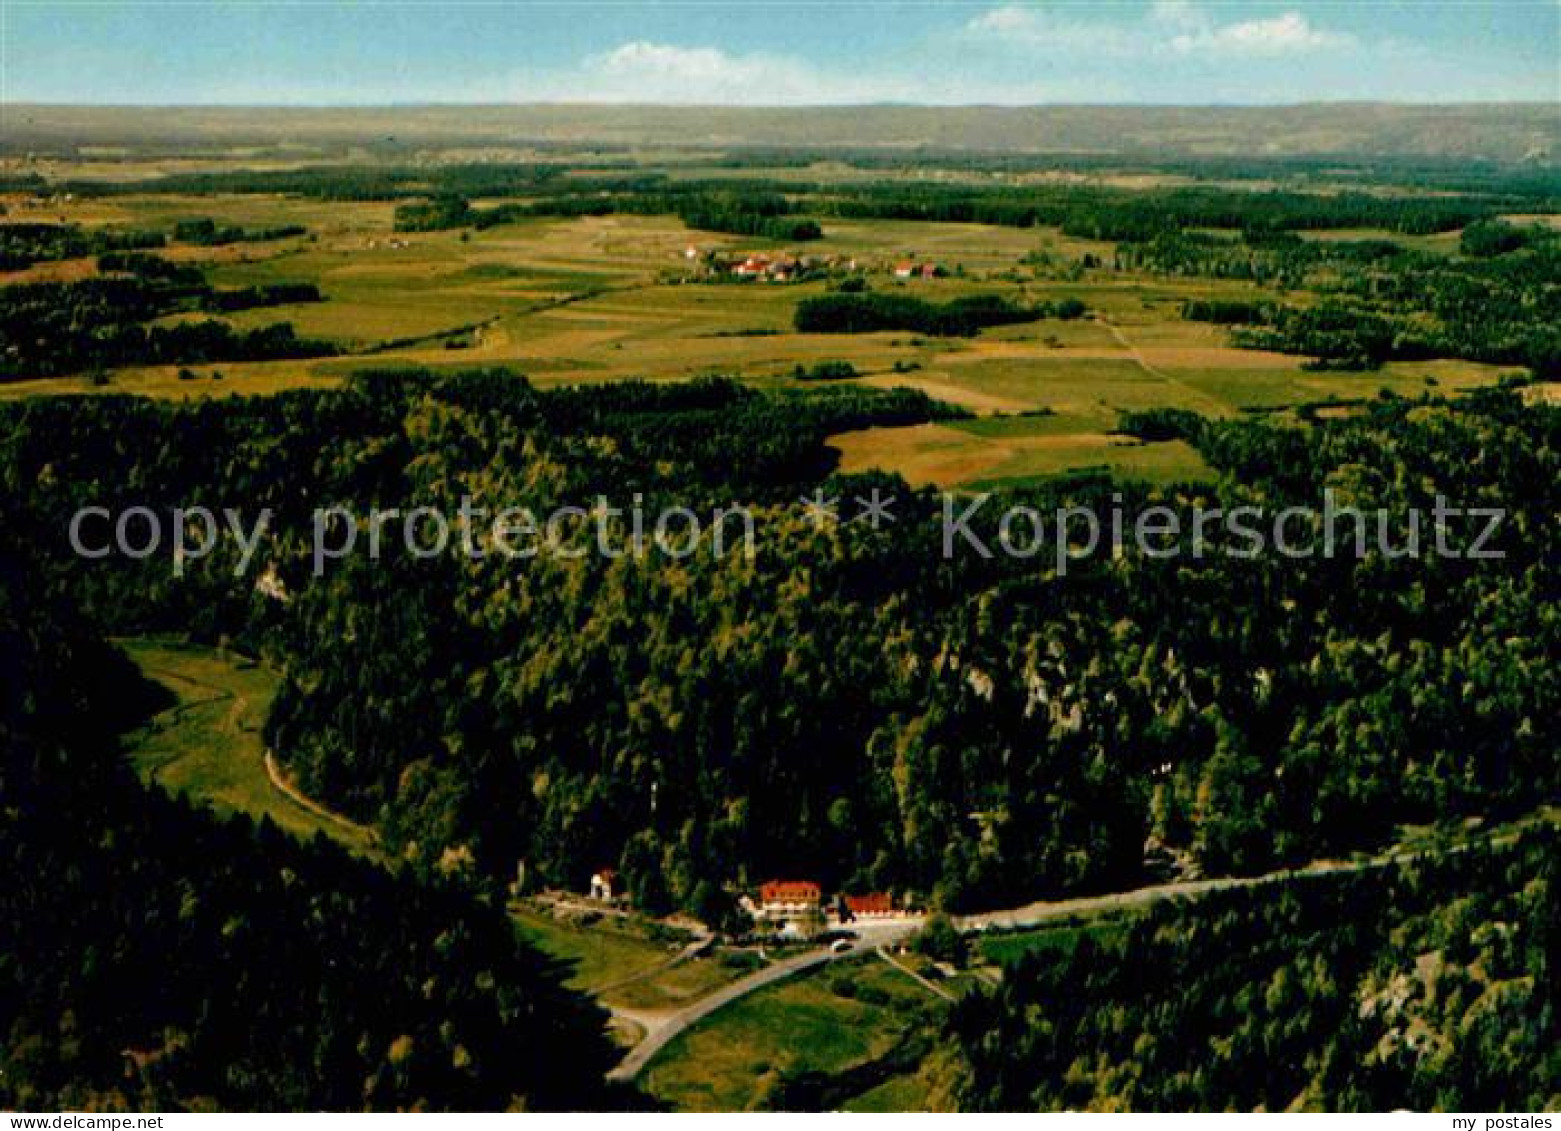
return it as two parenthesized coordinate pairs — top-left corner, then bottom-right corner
(955, 871), (1266, 933)
(609, 855), (1417, 1082)
(610, 808), (1559, 1081)
(956, 810), (1557, 934)
(141, 643), (1556, 1085)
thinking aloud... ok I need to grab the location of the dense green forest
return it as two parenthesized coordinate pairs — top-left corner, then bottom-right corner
(0, 268), (332, 381)
(2, 374), (1555, 920)
(26, 158), (1556, 222)
(0, 218), (304, 271)
(0, 221), (165, 270)
(171, 217), (307, 246)
(794, 292), (1084, 336)
(393, 187), (824, 241)
(1145, 222), (1561, 375)
(369, 175), (1558, 250)
(0, 518), (623, 1111)
(941, 828), (1559, 1111)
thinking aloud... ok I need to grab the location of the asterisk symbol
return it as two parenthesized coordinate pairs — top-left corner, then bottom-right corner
(852, 488), (897, 529)
(799, 488), (840, 529)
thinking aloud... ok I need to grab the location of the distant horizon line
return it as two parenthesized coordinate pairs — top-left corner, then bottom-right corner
(6, 99), (1557, 111)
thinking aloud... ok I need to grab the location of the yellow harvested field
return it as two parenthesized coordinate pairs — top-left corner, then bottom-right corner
(830, 419), (1212, 488)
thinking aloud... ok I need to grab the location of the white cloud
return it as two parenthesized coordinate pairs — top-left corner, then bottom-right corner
(1169, 12), (1354, 57)
(470, 7), (1486, 108)
(555, 40), (900, 104)
(514, 37), (1098, 105)
(965, 3), (1355, 59)
(964, 5), (1138, 54)
(965, 5), (1034, 36)
(586, 42), (792, 99)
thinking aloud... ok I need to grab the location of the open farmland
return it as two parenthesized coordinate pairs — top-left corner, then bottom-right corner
(3, 165), (1534, 488)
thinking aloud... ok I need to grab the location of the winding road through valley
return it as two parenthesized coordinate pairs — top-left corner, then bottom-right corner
(124, 639), (1557, 1086)
(608, 806), (1556, 1081)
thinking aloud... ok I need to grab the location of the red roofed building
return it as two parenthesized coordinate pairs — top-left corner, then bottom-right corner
(754, 879), (825, 938)
(761, 880), (821, 904)
(843, 892), (895, 919)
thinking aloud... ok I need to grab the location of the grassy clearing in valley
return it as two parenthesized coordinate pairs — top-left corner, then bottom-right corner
(842, 1071), (940, 1113)
(643, 960), (941, 1112)
(605, 951), (758, 1012)
(508, 907), (686, 996)
(121, 638), (379, 857)
(509, 907), (755, 1010)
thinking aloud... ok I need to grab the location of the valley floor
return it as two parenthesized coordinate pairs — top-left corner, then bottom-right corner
(120, 637), (1558, 1112)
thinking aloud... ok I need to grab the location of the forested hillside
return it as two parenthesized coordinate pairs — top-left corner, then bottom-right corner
(0, 523), (621, 1111)
(940, 828), (1559, 1111)
(2, 374), (1555, 922)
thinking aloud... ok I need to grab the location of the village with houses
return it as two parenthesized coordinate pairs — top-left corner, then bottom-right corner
(678, 243), (945, 286)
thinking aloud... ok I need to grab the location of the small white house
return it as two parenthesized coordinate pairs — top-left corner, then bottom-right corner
(589, 868), (618, 902)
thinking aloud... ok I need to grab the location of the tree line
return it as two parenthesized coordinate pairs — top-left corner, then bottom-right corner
(0, 221), (165, 270)
(393, 189), (825, 242)
(795, 291), (1084, 336)
(171, 217), (307, 246)
(0, 265), (332, 381)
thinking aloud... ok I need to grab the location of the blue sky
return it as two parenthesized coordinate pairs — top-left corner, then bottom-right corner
(4, 2), (1558, 105)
